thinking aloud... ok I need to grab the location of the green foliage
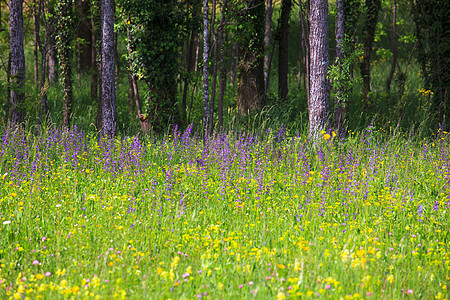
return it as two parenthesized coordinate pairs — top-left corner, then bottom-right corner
(119, 0), (187, 133)
(411, 0), (450, 126)
(329, 35), (363, 110)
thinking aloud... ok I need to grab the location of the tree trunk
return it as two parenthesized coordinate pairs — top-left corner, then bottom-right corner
(308, 0), (330, 138)
(334, 0), (345, 130)
(33, 1), (39, 87)
(264, 0), (273, 92)
(47, 4), (58, 84)
(386, 0), (397, 93)
(299, 0), (309, 96)
(182, 30), (196, 125)
(91, 15), (99, 104)
(101, 0), (117, 137)
(209, 0), (218, 135)
(37, 0), (49, 124)
(56, 0), (75, 129)
(5, 53), (11, 126)
(9, 0), (26, 128)
(278, 0), (292, 101)
(237, 0), (265, 115)
(230, 40), (237, 85)
(298, 1), (303, 91)
(126, 22), (149, 135)
(360, 0), (380, 108)
(202, 0), (210, 136)
(218, 0), (227, 130)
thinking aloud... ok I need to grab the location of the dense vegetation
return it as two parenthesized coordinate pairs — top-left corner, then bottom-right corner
(0, 0), (449, 299)
(0, 126), (449, 298)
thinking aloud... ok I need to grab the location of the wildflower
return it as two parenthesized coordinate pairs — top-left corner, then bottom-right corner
(276, 292), (286, 299)
(33, 260), (39, 265)
(407, 289), (413, 294)
(36, 274), (44, 280)
(324, 134), (331, 140)
(2, 221), (11, 225)
(387, 274), (394, 283)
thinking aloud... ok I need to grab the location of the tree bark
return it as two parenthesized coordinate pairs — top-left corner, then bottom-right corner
(308, 0), (330, 138)
(386, 0), (397, 93)
(202, 0), (210, 136)
(101, 0), (117, 137)
(360, 0), (380, 108)
(264, 0), (273, 92)
(9, 0), (26, 128)
(278, 0), (292, 101)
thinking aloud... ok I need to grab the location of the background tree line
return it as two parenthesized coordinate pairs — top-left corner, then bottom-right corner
(0, 0), (448, 138)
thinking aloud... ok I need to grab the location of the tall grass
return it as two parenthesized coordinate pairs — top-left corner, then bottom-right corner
(0, 126), (448, 299)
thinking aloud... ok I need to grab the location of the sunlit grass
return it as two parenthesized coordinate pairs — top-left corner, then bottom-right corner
(0, 126), (449, 299)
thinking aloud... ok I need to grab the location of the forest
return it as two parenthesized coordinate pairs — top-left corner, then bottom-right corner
(0, 0), (448, 136)
(0, 1), (449, 299)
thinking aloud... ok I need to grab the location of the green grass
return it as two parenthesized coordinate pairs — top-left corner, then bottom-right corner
(0, 126), (448, 299)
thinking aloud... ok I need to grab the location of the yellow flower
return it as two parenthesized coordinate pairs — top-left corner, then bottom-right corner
(387, 274), (394, 283)
(276, 292), (286, 299)
(324, 134), (331, 140)
(72, 286), (80, 294)
(277, 264), (285, 269)
(36, 274), (44, 280)
(157, 267), (163, 275)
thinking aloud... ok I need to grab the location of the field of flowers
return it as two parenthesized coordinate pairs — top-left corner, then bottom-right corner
(0, 125), (449, 299)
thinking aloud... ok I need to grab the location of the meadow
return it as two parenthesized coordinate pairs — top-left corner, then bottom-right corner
(0, 125), (449, 299)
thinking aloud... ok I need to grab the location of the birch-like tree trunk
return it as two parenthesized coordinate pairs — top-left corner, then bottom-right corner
(9, 0), (26, 127)
(202, 0), (210, 136)
(308, 0), (330, 138)
(101, 0), (117, 137)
